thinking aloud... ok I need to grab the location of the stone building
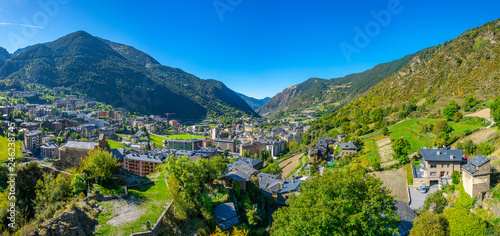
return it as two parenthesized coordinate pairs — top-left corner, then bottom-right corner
(462, 154), (490, 200)
(413, 148), (462, 188)
(55, 135), (106, 168)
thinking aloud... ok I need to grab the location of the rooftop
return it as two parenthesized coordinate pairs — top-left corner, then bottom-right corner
(62, 141), (99, 150)
(462, 164), (478, 174)
(468, 154), (490, 167)
(340, 141), (358, 150)
(420, 148), (463, 162)
(226, 164), (257, 182)
(213, 203), (239, 231)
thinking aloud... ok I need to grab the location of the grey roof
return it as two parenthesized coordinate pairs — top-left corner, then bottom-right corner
(257, 172), (281, 189)
(462, 164), (477, 174)
(420, 148), (463, 162)
(277, 180), (302, 194)
(213, 203), (239, 231)
(229, 158), (263, 169)
(124, 153), (166, 163)
(340, 141), (358, 150)
(468, 154), (490, 167)
(26, 130), (42, 136)
(62, 141), (99, 150)
(226, 164), (257, 182)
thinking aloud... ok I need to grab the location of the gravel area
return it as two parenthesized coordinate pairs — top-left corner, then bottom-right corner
(465, 108), (491, 119)
(372, 168), (409, 203)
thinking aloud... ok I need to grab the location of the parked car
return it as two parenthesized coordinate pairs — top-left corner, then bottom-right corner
(421, 184), (427, 193)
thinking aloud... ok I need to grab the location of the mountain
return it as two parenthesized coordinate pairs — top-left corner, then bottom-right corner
(0, 47), (10, 68)
(0, 31), (258, 119)
(351, 18), (500, 110)
(236, 92), (271, 110)
(306, 18), (500, 143)
(257, 53), (418, 116)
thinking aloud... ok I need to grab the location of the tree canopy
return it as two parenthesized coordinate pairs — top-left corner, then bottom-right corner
(271, 166), (400, 236)
(80, 148), (121, 184)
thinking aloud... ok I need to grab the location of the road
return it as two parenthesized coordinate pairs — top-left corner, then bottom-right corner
(279, 153), (303, 177)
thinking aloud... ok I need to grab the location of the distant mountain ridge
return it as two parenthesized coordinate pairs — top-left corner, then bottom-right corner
(0, 31), (258, 119)
(257, 53), (418, 116)
(236, 92), (271, 110)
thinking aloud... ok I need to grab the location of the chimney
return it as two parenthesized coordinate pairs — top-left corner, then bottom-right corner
(437, 151), (441, 155)
(450, 155), (454, 159)
(291, 179), (295, 184)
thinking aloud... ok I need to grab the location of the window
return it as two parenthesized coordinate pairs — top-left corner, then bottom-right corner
(430, 172), (437, 176)
(430, 165), (437, 168)
(442, 164), (445, 168)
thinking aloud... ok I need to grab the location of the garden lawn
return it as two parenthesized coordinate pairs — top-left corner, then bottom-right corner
(388, 118), (486, 154)
(0, 135), (22, 162)
(357, 138), (381, 167)
(95, 180), (170, 235)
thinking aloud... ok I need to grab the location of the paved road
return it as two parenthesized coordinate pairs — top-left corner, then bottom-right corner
(279, 153), (303, 177)
(409, 185), (439, 210)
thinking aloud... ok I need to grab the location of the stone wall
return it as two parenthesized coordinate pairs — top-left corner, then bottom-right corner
(130, 201), (174, 236)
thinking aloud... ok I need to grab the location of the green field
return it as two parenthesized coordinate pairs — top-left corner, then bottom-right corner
(165, 134), (208, 140)
(96, 180), (170, 235)
(107, 139), (128, 149)
(388, 118), (487, 153)
(0, 135), (23, 162)
(150, 135), (168, 148)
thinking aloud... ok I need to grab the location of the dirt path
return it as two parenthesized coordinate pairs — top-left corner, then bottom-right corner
(279, 153), (303, 177)
(372, 168), (409, 203)
(465, 108), (491, 119)
(105, 198), (143, 226)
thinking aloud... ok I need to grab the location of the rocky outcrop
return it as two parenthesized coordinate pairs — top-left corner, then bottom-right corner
(29, 206), (98, 236)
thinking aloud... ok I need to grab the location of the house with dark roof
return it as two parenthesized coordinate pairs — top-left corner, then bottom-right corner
(257, 173), (303, 206)
(339, 141), (358, 156)
(462, 154), (490, 200)
(413, 148), (463, 188)
(229, 158), (264, 170)
(213, 203), (239, 231)
(222, 164), (258, 191)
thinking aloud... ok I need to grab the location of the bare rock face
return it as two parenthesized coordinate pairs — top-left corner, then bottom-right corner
(29, 207), (98, 236)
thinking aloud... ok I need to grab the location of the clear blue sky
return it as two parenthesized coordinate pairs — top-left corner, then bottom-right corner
(1, 0), (500, 99)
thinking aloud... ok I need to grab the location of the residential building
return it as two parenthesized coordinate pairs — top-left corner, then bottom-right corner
(340, 141), (358, 155)
(123, 153), (167, 176)
(40, 142), (59, 159)
(201, 138), (213, 147)
(20, 122), (39, 131)
(144, 123), (157, 134)
(240, 142), (264, 156)
(462, 154), (490, 200)
(167, 139), (202, 151)
(24, 130), (42, 150)
(265, 140), (287, 158)
(413, 148), (463, 188)
(214, 138), (237, 152)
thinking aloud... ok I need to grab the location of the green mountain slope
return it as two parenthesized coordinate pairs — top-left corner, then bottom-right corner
(236, 92), (271, 110)
(257, 52), (418, 116)
(307, 18), (500, 144)
(0, 31), (258, 119)
(0, 47), (10, 68)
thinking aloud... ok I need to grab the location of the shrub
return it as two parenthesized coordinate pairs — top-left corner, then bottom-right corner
(451, 171), (460, 185)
